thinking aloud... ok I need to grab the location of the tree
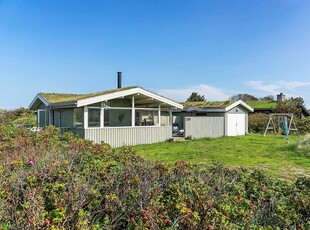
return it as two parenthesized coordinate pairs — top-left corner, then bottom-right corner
(273, 97), (305, 117)
(230, 94), (258, 102)
(261, 95), (275, 101)
(186, 92), (206, 102)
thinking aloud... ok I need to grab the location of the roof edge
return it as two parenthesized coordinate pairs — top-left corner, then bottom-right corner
(29, 93), (50, 110)
(225, 100), (254, 112)
(77, 87), (183, 109)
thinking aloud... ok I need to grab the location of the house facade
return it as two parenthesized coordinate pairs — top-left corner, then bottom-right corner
(29, 86), (183, 147)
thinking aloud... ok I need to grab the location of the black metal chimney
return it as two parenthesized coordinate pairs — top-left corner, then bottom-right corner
(117, 72), (122, 88)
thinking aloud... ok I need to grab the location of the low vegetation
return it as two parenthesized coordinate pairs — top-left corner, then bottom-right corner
(133, 134), (310, 180)
(0, 125), (309, 229)
(0, 108), (36, 127)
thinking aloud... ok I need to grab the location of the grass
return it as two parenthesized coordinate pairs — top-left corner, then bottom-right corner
(247, 101), (277, 108)
(131, 134), (310, 180)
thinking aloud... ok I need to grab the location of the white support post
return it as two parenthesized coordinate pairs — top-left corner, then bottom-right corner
(84, 106), (88, 129)
(100, 107), (104, 128)
(131, 96), (135, 127)
(100, 102), (104, 128)
(158, 104), (161, 126)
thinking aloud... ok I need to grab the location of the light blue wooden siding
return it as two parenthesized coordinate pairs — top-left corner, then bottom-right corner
(84, 126), (172, 147)
(184, 116), (224, 138)
(37, 102), (48, 109)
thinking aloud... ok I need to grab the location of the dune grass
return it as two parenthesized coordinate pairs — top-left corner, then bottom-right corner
(132, 134), (310, 180)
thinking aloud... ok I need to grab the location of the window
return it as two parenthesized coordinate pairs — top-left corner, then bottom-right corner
(135, 110), (158, 126)
(88, 108), (100, 127)
(160, 111), (170, 126)
(104, 108), (110, 126)
(104, 108), (131, 127)
(73, 108), (83, 127)
(38, 109), (50, 127)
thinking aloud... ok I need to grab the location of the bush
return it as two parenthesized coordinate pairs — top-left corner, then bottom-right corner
(249, 114), (310, 135)
(0, 108), (36, 126)
(296, 117), (310, 134)
(0, 125), (309, 229)
(248, 113), (270, 133)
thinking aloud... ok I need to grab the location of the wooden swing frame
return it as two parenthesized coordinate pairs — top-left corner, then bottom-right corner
(264, 113), (299, 136)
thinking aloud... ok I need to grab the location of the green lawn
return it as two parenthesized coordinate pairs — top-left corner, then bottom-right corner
(131, 134), (310, 180)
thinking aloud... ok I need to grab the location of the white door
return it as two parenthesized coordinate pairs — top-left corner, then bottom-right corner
(227, 114), (245, 136)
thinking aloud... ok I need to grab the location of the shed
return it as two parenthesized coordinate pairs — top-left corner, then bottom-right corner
(173, 100), (254, 138)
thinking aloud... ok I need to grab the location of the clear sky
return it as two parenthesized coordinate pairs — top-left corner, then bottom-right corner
(1, 0), (310, 109)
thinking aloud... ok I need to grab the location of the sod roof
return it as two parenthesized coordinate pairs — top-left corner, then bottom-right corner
(246, 101), (277, 109)
(182, 100), (278, 109)
(40, 86), (138, 104)
(181, 101), (235, 108)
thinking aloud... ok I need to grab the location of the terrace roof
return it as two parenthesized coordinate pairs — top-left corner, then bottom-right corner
(29, 86), (183, 110)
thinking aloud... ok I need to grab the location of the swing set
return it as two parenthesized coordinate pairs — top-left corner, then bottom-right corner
(264, 113), (299, 137)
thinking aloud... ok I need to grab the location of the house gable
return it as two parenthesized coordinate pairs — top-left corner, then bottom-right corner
(225, 100), (254, 112)
(29, 93), (50, 110)
(76, 87), (182, 109)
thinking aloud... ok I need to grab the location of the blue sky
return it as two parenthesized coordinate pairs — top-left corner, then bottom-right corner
(1, 0), (310, 109)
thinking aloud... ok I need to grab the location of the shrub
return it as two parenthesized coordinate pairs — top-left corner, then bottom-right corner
(296, 117), (310, 134)
(0, 125), (309, 229)
(248, 113), (269, 133)
(0, 108), (36, 126)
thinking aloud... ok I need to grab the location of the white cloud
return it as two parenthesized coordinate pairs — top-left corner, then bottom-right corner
(154, 84), (230, 102)
(245, 81), (280, 94)
(245, 80), (310, 94)
(276, 80), (310, 90)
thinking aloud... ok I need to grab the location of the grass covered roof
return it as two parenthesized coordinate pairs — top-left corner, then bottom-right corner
(246, 101), (277, 109)
(40, 86), (138, 104)
(182, 100), (278, 109)
(182, 101), (234, 108)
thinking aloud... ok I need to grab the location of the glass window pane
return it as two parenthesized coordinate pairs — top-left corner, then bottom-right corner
(88, 108), (100, 127)
(135, 110), (157, 126)
(160, 111), (169, 126)
(74, 108), (83, 127)
(105, 109), (131, 127)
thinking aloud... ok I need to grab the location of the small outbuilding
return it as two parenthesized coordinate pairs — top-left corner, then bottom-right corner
(173, 100), (254, 138)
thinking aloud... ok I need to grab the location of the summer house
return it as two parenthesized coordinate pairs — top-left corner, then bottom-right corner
(29, 86), (183, 147)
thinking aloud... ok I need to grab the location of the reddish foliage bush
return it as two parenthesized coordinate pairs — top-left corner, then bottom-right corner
(0, 125), (309, 229)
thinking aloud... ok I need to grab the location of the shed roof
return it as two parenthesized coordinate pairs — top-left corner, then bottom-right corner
(182, 101), (234, 108)
(178, 100), (253, 113)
